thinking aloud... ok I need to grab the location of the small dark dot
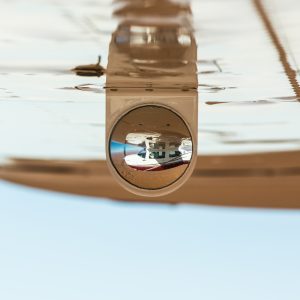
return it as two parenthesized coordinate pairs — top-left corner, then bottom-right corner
(110, 88), (118, 91)
(166, 124), (170, 127)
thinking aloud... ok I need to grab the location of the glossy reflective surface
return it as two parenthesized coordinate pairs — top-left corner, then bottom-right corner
(106, 0), (197, 89)
(105, 0), (197, 195)
(1, 0), (300, 207)
(109, 105), (193, 189)
(2, 2), (300, 299)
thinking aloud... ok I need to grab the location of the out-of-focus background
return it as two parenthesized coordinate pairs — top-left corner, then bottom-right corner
(1, 0), (300, 298)
(1, 181), (300, 300)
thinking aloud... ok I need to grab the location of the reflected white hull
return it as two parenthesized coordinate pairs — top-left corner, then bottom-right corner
(125, 153), (191, 171)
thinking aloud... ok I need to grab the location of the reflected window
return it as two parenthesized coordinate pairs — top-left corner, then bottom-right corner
(150, 151), (165, 159)
(138, 150), (146, 159)
(169, 150), (181, 158)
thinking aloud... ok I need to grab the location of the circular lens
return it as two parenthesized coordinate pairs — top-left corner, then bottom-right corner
(109, 105), (193, 190)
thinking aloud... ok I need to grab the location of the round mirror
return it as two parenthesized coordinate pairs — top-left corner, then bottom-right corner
(108, 105), (193, 191)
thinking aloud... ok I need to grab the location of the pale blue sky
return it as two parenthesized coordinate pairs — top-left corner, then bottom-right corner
(0, 181), (300, 300)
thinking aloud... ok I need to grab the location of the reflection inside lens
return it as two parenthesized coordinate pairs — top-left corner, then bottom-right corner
(124, 133), (192, 171)
(109, 105), (193, 190)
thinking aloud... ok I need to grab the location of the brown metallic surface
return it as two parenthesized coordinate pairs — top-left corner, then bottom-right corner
(253, 0), (300, 100)
(2, 149), (300, 208)
(1, 0), (300, 208)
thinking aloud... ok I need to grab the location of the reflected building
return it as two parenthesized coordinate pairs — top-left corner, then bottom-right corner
(106, 0), (198, 196)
